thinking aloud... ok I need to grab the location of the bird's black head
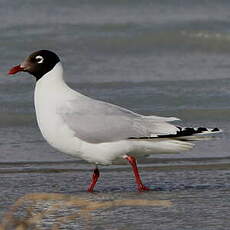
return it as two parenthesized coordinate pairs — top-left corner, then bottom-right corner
(8, 50), (60, 81)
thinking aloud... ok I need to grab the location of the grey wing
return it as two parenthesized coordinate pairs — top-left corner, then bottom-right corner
(59, 96), (179, 143)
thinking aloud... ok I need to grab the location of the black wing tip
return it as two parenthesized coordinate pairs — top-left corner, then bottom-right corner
(128, 127), (221, 140)
(128, 136), (154, 140)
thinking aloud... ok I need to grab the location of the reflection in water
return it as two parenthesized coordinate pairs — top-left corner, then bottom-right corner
(0, 193), (172, 229)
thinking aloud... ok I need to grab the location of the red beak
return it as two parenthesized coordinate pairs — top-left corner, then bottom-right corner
(8, 65), (24, 75)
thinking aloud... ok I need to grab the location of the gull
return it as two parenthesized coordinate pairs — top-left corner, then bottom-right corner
(8, 50), (221, 192)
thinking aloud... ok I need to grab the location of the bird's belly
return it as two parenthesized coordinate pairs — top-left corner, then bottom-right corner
(35, 105), (82, 156)
(36, 110), (127, 164)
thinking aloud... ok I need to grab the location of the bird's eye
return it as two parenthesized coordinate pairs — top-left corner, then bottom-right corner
(35, 55), (44, 64)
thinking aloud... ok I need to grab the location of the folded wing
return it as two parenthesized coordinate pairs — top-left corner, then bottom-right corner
(58, 95), (180, 143)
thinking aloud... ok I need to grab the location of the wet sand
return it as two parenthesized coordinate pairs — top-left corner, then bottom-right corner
(0, 159), (229, 229)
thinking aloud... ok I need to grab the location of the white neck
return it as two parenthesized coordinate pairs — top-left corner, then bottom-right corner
(36, 62), (67, 88)
(34, 61), (85, 104)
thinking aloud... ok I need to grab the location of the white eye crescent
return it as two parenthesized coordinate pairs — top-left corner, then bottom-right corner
(35, 55), (44, 64)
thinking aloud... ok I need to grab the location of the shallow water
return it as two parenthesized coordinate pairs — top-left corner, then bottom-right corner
(0, 165), (230, 229)
(0, 0), (230, 229)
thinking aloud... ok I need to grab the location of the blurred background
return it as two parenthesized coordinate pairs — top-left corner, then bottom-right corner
(0, 0), (229, 161)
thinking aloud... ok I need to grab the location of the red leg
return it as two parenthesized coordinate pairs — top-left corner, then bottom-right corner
(125, 155), (150, 192)
(87, 167), (100, 192)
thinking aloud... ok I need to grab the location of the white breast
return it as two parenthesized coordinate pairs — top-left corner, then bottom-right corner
(33, 63), (133, 165)
(34, 63), (82, 155)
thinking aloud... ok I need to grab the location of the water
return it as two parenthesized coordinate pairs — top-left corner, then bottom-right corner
(0, 0), (230, 229)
